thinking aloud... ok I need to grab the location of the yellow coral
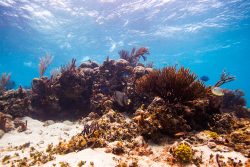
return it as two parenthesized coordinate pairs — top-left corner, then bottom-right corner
(205, 131), (219, 139)
(173, 143), (193, 163)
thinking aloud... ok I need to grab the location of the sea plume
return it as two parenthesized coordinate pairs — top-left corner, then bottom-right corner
(39, 53), (53, 78)
(118, 47), (149, 67)
(136, 66), (207, 104)
(0, 73), (11, 93)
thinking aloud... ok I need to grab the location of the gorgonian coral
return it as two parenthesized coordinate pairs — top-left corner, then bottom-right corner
(119, 47), (149, 67)
(39, 54), (53, 78)
(136, 66), (207, 104)
(0, 73), (11, 94)
(214, 69), (236, 87)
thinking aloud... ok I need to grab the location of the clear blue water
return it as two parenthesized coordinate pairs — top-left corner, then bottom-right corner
(0, 0), (250, 106)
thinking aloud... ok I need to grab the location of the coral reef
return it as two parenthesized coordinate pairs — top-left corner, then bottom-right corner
(90, 58), (132, 113)
(133, 97), (191, 137)
(90, 55), (152, 114)
(221, 89), (249, 118)
(0, 47), (249, 167)
(0, 48), (248, 136)
(133, 66), (212, 137)
(31, 59), (94, 119)
(31, 52), (153, 118)
(0, 87), (31, 117)
(0, 48), (248, 139)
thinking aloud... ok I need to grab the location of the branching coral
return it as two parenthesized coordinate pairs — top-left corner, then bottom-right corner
(39, 53), (53, 78)
(119, 47), (149, 67)
(136, 66), (207, 104)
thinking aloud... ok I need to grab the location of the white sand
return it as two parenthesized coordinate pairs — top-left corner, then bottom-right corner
(0, 117), (119, 167)
(0, 117), (248, 167)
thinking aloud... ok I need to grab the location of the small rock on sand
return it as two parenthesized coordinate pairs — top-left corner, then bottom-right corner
(43, 120), (55, 126)
(208, 142), (217, 149)
(63, 120), (74, 126)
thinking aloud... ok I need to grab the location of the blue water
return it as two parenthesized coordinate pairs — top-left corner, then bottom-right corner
(0, 0), (250, 106)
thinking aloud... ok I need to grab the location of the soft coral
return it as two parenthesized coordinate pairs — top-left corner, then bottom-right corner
(119, 47), (149, 67)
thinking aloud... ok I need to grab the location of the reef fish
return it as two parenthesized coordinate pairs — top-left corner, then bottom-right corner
(200, 75), (209, 82)
(211, 87), (224, 96)
(114, 91), (130, 107)
(174, 132), (187, 137)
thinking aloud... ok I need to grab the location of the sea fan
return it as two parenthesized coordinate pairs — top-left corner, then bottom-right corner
(136, 66), (207, 103)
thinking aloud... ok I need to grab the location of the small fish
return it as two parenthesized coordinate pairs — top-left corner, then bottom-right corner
(200, 75), (209, 82)
(114, 91), (130, 107)
(174, 132), (187, 137)
(211, 87), (224, 96)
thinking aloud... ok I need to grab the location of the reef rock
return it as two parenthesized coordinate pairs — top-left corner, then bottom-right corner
(0, 87), (31, 117)
(0, 112), (27, 132)
(31, 59), (94, 118)
(0, 112), (14, 132)
(79, 61), (99, 69)
(134, 97), (191, 137)
(133, 65), (146, 78)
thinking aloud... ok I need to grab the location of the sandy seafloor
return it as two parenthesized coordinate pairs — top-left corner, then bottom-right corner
(0, 117), (248, 167)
